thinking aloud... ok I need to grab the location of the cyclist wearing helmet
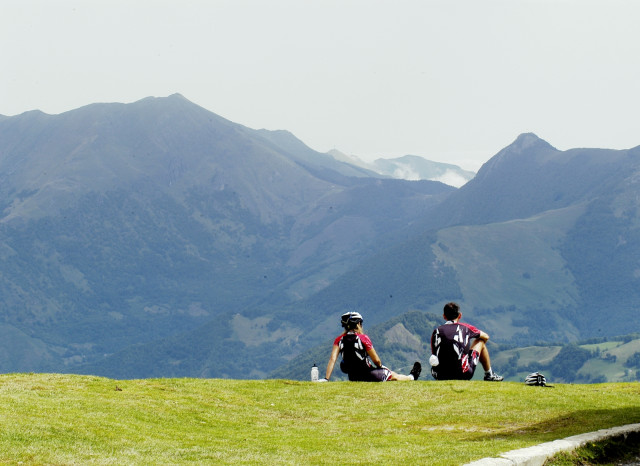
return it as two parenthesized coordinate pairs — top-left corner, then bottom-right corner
(319, 311), (421, 382)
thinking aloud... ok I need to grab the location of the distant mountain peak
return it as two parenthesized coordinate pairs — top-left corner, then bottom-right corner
(511, 132), (555, 152)
(137, 93), (188, 103)
(476, 133), (557, 181)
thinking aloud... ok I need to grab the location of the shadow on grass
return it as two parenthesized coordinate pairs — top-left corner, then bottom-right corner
(475, 407), (640, 443)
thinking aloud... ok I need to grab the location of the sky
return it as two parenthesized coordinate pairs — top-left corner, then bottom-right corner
(2, 1), (640, 172)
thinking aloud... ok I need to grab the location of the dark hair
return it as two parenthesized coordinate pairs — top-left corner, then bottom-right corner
(344, 321), (360, 331)
(443, 302), (460, 320)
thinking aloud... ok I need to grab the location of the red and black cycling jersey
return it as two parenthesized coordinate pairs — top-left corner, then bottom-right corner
(430, 321), (481, 380)
(333, 332), (391, 381)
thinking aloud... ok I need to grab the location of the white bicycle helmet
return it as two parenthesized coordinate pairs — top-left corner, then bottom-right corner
(525, 372), (547, 386)
(341, 312), (363, 329)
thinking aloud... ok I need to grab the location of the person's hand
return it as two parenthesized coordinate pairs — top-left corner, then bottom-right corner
(317, 378), (329, 382)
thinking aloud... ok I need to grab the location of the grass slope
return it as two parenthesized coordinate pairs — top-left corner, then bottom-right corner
(1, 374), (640, 464)
(433, 204), (584, 317)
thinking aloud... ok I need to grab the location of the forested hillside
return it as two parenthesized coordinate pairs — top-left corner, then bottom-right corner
(0, 95), (452, 376)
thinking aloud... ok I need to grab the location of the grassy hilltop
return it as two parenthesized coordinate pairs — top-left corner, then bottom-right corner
(1, 374), (639, 464)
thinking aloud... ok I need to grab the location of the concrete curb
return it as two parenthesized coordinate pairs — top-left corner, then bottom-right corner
(465, 423), (640, 466)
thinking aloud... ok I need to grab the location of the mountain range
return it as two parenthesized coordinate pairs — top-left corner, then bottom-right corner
(2, 94), (640, 380)
(0, 95), (451, 375)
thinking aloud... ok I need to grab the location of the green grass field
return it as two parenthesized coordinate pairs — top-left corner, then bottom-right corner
(1, 373), (639, 464)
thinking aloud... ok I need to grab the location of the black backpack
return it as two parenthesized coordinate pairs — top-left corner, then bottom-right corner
(339, 333), (370, 375)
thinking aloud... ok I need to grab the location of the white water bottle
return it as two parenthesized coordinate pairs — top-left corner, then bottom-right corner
(311, 364), (319, 382)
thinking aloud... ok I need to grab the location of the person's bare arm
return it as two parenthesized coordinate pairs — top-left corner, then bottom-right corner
(366, 347), (383, 368)
(325, 344), (340, 380)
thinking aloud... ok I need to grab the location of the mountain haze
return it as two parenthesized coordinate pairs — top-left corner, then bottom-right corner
(325, 133), (640, 340)
(267, 134), (640, 380)
(78, 132), (640, 380)
(328, 149), (475, 187)
(0, 95), (452, 375)
(2, 95), (640, 381)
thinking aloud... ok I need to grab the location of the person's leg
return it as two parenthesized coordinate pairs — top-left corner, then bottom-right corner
(388, 362), (422, 381)
(388, 371), (413, 381)
(470, 339), (490, 371)
(470, 339), (503, 381)
(369, 367), (393, 382)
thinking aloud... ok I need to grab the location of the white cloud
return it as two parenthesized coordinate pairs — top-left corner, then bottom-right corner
(435, 170), (470, 189)
(392, 164), (421, 182)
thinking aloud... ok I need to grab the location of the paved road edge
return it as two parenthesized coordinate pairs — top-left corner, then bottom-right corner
(465, 422), (640, 466)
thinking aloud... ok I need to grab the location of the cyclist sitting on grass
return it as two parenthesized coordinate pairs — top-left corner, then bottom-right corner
(430, 302), (503, 381)
(319, 311), (421, 382)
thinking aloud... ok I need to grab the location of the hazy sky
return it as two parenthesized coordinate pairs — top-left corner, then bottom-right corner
(3, 1), (639, 171)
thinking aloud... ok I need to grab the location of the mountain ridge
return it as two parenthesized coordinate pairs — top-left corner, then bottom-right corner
(2, 95), (640, 379)
(0, 94), (453, 375)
